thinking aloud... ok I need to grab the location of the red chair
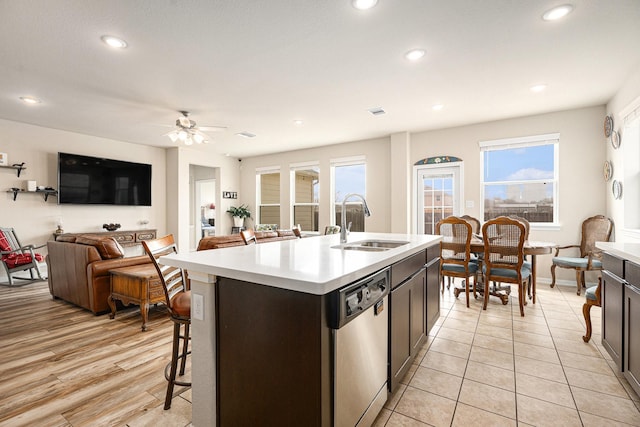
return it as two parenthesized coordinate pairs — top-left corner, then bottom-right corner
(0, 227), (46, 286)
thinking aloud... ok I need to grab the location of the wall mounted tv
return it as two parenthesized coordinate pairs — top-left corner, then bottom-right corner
(57, 152), (152, 206)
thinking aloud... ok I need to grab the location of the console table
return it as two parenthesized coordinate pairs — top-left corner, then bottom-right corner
(55, 229), (157, 251)
(108, 264), (164, 332)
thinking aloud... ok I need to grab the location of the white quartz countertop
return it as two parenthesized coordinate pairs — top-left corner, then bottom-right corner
(596, 241), (640, 265)
(160, 232), (441, 295)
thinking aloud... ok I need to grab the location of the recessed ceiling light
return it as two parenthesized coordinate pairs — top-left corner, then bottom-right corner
(352, 0), (378, 10)
(530, 84), (547, 93)
(432, 104), (444, 111)
(19, 96), (41, 105)
(294, 120), (304, 126)
(542, 4), (574, 21)
(101, 35), (128, 49)
(236, 132), (256, 138)
(405, 49), (426, 61)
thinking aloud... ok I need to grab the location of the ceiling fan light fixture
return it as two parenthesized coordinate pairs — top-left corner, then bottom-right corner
(193, 133), (205, 144)
(167, 131), (179, 143)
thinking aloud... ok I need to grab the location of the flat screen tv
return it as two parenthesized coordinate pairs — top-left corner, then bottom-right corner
(57, 152), (152, 206)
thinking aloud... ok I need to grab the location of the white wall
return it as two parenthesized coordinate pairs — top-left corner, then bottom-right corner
(239, 138), (391, 233)
(605, 63), (640, 243)
(410, 106), (607, 284)
(0, 119), (166, 255)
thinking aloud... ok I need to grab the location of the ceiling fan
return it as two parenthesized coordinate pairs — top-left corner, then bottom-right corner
(164, 111), (227, 145)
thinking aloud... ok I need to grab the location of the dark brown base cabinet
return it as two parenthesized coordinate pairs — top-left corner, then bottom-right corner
(389, 248), (440, 393)
(602, 253), (640, 397)
(624, 261), (640, 396)
(602, 269), (624, 369)
(426, 245), (440, 334)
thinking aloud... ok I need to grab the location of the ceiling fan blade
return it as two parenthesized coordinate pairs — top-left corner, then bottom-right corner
(198, 125), (227, 132)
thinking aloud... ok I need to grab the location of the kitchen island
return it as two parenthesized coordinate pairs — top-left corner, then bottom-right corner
(161, 232), (441, 426)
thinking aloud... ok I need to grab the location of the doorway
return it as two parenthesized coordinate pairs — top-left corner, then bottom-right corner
(414, 162), (463, 234)
(190, 165), (218, 251)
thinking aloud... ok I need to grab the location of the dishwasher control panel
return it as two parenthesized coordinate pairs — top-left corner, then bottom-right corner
(329, 267), (389, 329)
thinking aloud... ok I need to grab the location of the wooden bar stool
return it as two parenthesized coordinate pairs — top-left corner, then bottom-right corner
(142, 235), (191, 410)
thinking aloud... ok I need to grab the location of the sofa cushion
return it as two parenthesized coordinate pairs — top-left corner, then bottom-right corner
(55, 235), (77, 243)
(75, 236), (125, 259)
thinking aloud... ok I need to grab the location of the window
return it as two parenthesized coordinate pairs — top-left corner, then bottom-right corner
(291, 164), (319, 232)
(331, 157), (366, 232)
(480, 134), (558, 224)
(256, 168), (280, 225)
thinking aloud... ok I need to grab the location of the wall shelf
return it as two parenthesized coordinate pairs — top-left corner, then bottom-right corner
(7, 188), (58, 202)
(0, 163), (27, 177)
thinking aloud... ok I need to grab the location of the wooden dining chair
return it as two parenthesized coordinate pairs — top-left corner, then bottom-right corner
(460, 215), (481, 235)
(583, 277), (601, 342)
(482, 216), (530, 316)
(436, 216), (479, 307)
(240, 228), (257, 245)
(550, 215), (613, 295)
(141, 235), (191, 409)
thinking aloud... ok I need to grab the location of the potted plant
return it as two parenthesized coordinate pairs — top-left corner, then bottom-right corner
(226, 204), (251, 227)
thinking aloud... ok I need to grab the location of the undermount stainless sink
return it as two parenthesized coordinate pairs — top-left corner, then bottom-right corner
(332, 240), (410, 252)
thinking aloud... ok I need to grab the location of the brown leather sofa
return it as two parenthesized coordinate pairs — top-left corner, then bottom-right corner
(47, 235), (151, 314)
(197, 230), (297, 251)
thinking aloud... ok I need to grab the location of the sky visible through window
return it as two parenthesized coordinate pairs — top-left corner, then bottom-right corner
(335, 164), (365, 202)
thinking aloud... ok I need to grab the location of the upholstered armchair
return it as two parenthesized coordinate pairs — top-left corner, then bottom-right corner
(550, 215), (613, 295)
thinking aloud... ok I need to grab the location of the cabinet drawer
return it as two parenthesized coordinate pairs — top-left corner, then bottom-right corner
(626, 261), (640, 287)
(391, 250), (426, 289)
(603, 253), (624, 279)
(113, 232), (136, 244)
(148, 280), (165, 300)
(136, 231), (157, 242)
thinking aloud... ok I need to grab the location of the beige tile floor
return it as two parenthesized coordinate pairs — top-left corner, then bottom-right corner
(374, 281), (640, 427)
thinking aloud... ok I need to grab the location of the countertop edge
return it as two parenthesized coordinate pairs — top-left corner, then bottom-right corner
(596, 241), (640, 265)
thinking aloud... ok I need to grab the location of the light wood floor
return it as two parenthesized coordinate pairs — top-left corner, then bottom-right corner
(0, 281), (192, 427)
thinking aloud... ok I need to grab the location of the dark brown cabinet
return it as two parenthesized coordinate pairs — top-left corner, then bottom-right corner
(426, 245), (440, 334)
(389, 250), (427, 392)
(624, 261), (640, 396)
(602, 269), (624, 368)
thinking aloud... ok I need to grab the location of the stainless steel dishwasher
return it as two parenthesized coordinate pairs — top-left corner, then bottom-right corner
(330, 267), (389, 427)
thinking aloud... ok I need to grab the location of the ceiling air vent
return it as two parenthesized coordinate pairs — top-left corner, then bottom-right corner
(367, 107), (386, 116)
(236, 132), (256, 138)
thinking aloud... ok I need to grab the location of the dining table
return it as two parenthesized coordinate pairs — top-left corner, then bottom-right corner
(469, 238), (556, 304)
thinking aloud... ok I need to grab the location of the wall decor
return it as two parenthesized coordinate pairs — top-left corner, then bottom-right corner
(610, 130), (621, 149)
(604, 115), (614, 138)
(603, 160), (613, 182)
(414, 156), (462, 165)
(0, 152), (7, 166)
(222, 191), (238, 199)
(612, 180), (622, 200)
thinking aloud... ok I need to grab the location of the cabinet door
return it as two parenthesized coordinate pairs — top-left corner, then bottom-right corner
(426, 257), (440, 334)
(389, 280), (411, 392)
(624, 284), (640, 396)
(602, 270), (624, 369)
(410, 269), (427, 355)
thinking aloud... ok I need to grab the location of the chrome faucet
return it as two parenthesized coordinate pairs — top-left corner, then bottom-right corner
(340, 193), (371, 243)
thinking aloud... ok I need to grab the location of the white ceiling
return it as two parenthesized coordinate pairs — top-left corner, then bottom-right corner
(1, 0), (639, 158)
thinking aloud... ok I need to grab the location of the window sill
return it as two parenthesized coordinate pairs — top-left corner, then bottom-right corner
(530, 223), (561, 231)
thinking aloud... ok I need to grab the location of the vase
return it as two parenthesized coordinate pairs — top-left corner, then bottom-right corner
(233, 217), (244, 228)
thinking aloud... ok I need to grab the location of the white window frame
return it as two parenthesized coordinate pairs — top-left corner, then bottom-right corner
(479, 133), (559, 227)
(330, 156), (366, 228)
(290, 161), (320, 231)
(255, 166), (281, 225)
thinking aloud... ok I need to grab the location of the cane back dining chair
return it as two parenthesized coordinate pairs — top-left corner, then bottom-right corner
(482, 216), (531, 316)
(460, 215), (481, 235)
(142, 235), (191, 410)
(0, 227), (46, 286)
(582, 278), (601, 343)
(550, 215), (613, 295)
(436, 216), (479, 308)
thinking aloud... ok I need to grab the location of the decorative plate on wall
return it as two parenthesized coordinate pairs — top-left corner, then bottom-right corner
(604, 115), (614, 138)
(612, 179), (623, 200)
(611, 130), (621, 149)
(603, 160), (613, 182)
